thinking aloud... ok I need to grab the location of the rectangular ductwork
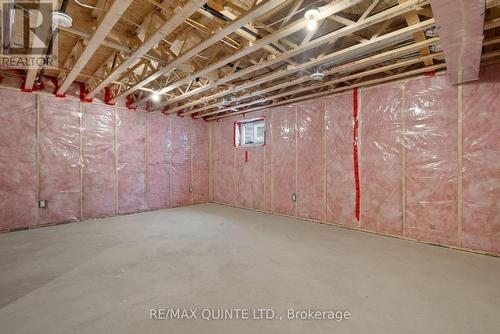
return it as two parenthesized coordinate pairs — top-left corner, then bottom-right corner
(430, 0), (485, 84)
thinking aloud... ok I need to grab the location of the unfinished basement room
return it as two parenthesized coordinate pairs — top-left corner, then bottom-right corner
(1, 0), (499, 333)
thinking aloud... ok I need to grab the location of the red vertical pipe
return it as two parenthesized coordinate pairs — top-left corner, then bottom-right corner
(353, 87), (360, 222)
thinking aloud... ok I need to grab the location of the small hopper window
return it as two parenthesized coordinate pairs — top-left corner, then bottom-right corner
(234, 118), (266, 147)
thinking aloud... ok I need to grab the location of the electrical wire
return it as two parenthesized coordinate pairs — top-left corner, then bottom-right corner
(73, 0), (238, 53)
(73, 0), (97, 10)
(257, 0), (327, 28)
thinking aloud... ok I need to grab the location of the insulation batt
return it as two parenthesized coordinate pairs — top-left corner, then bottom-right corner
(0, 94), (209, 230)
(211, 64), (500, 255)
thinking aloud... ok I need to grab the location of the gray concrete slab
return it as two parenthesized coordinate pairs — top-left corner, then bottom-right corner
(0, 203), (499, 334)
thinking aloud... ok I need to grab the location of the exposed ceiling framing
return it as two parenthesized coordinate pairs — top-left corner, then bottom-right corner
(1, 0), (499, 121)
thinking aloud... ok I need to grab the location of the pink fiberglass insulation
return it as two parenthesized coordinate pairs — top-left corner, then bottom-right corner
(244, 111), (267, 211)
(192, 119), (209, 204)
(324, 93), (356, 227)
(462, 65), (500, 254)
(403, 76), (459, 246)
(117, 110), (146, 214)
(0, 90), (37, 230)
(171, 115), (192, 207)
(217, 119), (236, 204)
(235, 145), (254, 208)
(271, 105), (297, 216)
(38, 97), (81, 223)
(211, 122), (222, 203)
(210, 71), (500, 255)
(252, 145), (266, 211)
(82, 103), (116, 218)
(430, 0), (484, 84)
(264, 113), (273, 212)
(146, 113), (172, 209)
(296, 100), (325, 221)
(234, 113), (265, 209)
(360, 84), (403, 235)
(234, 145), (265, 210)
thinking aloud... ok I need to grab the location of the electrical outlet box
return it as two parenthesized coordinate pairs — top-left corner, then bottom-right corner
(38, 200), (47, 209)
(291, 193), (297, 202)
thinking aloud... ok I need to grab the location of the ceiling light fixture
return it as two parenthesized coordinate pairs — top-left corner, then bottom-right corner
(304, 8), (319, 31)
(310, 71), (325, 81)
(152, 92), (160, 102)
(52, 11), (72, 28)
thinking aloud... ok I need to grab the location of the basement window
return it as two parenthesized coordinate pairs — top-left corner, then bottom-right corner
(234, 118), (266, 147)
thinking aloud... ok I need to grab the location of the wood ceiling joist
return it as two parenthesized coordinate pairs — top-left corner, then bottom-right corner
(484, 36), (500, 47)
(484, 17), (500, 30)
(278, 0), (304, 28)
(24, 9), (53, 90)
(111, 0), (289, 103)
(56, 0), (134, 95)
(84, 0), (207, 99)
(133, 0), (364, 107)
(218, 7), (309, 77)
(157, 2), (433, 112)
(92, 0), (107, 21)
(360, 0), (381, 20)
(486, 0), (500, 9)
(86, 51), (119, 84)
(172, 20), (436, 116)
(194, 7), (261, 50)
(208, 63), (447, 121)
(193, 38), (441, 118)
(58, 39), (85, 80)
(399, 0), (433, 66)
(202, 51), (443, 118)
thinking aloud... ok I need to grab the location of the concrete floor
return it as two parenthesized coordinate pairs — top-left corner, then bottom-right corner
(0, 204), (499, 334)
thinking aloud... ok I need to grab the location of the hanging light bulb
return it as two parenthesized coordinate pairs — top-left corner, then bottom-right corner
(152, 92), (160, 102)
(304, 8), (319, 31)
(307, 19), (318, 31)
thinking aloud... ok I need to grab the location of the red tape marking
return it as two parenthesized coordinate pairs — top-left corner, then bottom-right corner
(353, 87), (360, 222)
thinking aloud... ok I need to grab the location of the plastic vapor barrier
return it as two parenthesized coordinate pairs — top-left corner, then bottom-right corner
(171, 115), (191, 207)
(191, 119), (209, 204)
(211, 64), (500, 255)
(0, 90), (37, 230)
(462, 67), (500, 254)
(297, 100), (325, 221)
(147, 113), (172, 210)
(39, 97), (82, 223)
(0, 90), (209, 231)
(325, 93), (356, 227)
(403, 75), (459, 245)
(360, 83), (403, 235)
(82, 103), (117, 218)
(117, 110), (146, 214)
(270, 106), (297, 216)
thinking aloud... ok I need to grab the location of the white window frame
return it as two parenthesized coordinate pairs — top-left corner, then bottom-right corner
(234, 118), (266, 147)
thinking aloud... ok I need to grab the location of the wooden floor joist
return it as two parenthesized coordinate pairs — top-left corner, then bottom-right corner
(132, 0), (364, 107)
(161, 18), (436, 114)
(207, 63), (447, 121)
(85, 0), (207, 99)
(196, 46), (443, 119)
(0, 0), (497, 110)
(156, 1), (434, 112)
(399, 0), (433, 66)
(112, 0), (289, 103)
(56, 0), (134, 95)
